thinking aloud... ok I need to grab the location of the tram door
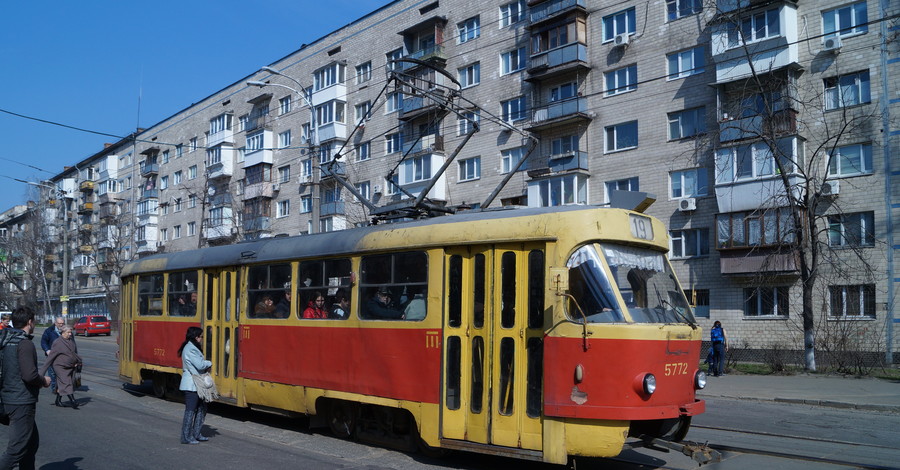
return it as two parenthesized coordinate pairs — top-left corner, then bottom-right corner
(203, 268), (241, 403)
(442, 244), (544, 451)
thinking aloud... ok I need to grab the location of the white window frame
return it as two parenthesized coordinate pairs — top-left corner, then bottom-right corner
(823, 2), (868, 39)
(669, 228), (710, 258)
(313, 63), (345, 92)
(188, 165), (197, 180)
(279, 96), (292, 115)
(386, 92), (403, 113)
(828, 212), (875, 247)
(500, 47), (527, 75)
(457, 110), (480, 136)
(300, 195), (312, 213)
(402, 155), (432, 184)
(356, 141), (371, 161)
(356, 61), (372, 84)
(499, 0), (527, 27)
(355, 101), (371, 124)
(277, 200), (290, 218)
(744, 286), (789, 317)
(457, 16), (480, 44)
(824, 71), (871, 110)
(667, 0), (702, 21)
(604, 121), (638, 153)
(670, 168), (708, 199)
(667, 46), (705, 80)
(173, 171), (183, 185)
(829, 284), (876, 318)
(458, 63), (481, 88)
(828, 143), (873, 177)
(279, 130), (292, 149)
(605, 65), (637, 96)
(188, 221), (196, 236)
(727, 8), (781, 48)
(501, 147), (526, 173)
(501, 96), (527, 122)
(668, 107), (706, 140)
(458, 157), (481, 182)
(246, 131), (265, 153)
(537, 174), (588, 207)
(160, 175), (169, 190)
(385, 132), (402, 154)
(278, 165), (291, 183)
(174, 225), (182, 239)
(604, 177), (639, 202)
(602, 8), (636, 42)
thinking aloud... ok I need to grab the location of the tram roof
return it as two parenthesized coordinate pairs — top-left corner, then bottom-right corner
(121, 205), (631, 276)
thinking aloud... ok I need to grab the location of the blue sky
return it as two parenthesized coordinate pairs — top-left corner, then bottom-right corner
(0, 0), (392, 208)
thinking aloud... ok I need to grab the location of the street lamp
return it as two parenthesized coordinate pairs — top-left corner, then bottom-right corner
(25, 180), (69, 320)
(247, 68), (321, 233)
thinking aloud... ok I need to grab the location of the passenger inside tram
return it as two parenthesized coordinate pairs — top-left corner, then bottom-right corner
(364, 288), (404, 319)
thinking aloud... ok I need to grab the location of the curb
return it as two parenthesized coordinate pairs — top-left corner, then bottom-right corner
(703, 393), (900, 413)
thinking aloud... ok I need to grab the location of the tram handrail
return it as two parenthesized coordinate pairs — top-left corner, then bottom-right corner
(556, 292), (591, 351)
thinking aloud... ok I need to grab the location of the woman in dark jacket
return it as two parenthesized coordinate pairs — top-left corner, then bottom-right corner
(39, 325), (82, 408)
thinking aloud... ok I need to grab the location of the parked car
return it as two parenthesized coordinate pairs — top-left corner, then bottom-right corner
(74, 315), (111, 336)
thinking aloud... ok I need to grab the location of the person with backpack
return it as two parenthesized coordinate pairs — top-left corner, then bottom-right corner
(710, 320), (729, 377)
(0, 307), (52, 470)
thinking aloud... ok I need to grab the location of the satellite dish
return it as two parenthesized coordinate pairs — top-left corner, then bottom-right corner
(207, 186), (216, 197)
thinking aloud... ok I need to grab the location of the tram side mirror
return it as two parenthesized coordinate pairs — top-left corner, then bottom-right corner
(551, 268), (568, 292)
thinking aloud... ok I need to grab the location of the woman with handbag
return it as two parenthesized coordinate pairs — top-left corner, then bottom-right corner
(177, 326), (212, 444)
(39, 325), (82, 409)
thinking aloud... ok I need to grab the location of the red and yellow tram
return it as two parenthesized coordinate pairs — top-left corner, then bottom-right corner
(118, 205), (708, 464)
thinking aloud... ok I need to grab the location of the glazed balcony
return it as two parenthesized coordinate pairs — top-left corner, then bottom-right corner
(719, 110), (798, 143)
(399, 89), (447, 121)
(242, 216), (271, 233)
(241, 182), (278, 201)
(140, 162), (159, 177)
(203, 219), (235, 240)
(710, 4), (799, 83)
(401, 134), (444, 156)
(525, 97), (591, 131)
(526, 43), (589, 82)
(529, 0), (587, 28)
(79, 181), (95, 192)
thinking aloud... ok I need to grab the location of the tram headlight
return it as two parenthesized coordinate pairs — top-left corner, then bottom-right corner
(695, 370), (707, 390)
(642, 373), (657, 395)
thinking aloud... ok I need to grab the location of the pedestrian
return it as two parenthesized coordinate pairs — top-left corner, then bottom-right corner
(177, 326), (211, 444)
(38, 325), (82, 409)
(710, 320), (728, 377)
(0, 306), (52, 470)
(39, 317), (65, 394)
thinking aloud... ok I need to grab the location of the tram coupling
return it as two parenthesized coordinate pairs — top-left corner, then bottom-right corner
(627, 436), (722, 466)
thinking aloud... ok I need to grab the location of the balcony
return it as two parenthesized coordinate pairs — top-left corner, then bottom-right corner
(320, 201), (345, 216)
(207, 129), (234, 147)
(241, 182), (277, 201)
(311, 83), (347, 108)
(242, 216), (271, 233)
(207, 148), (235, 180)
(398, 45), (447, 71)
(525, 97), (591, 131)
(715, 174), (804, 213)
(529, 0), (587, 27)
(547, 150), (589, 173)
(244, 113), (271, 132)
(79, 181), (95, 192)
(710, 4), (799, 83)
(79, 245), (94, 253)
(203, 219), (235, 240)
(720, 248), (798, 275)
(526, 43), (589, 82)
(317, 122), (348, 142)
(140, 162), (159, 176)
(141, 189), (159, 200)
(320, 162), (346, 180)
(401, 134), (444, 156)
(208, 193), (233, 208)
(399, 89), (447, 121)
(77, 202), (94, 214)
(719, 110), (798, 143)
(136, 209), (159, 227)
(97, 192), (121, 205)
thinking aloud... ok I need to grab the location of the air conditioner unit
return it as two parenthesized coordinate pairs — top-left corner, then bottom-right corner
(373, 184), (382, 194)
(613, 33), (630, 47)
(821, 180), (840, 196)
(272, 183), (280, 193)
(678, 198), (697, 212)
(823, 36), (842, 52)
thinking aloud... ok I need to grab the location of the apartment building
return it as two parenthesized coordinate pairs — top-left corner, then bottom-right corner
(12, 0), (897, 362)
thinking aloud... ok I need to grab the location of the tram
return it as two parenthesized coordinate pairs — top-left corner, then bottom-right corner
(118, 204), (708, 464)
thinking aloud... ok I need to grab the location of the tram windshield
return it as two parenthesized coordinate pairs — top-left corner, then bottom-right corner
(567, 244), (695, 324)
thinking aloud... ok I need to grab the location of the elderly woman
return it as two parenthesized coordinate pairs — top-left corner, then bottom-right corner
(39, 324), (82, 409)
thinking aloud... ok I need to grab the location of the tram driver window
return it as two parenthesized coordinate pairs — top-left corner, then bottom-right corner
(298, 258), (352, 320)
(168, 271), (199, 316)
(138, 274), (164, 316)
(360, 251), (428, 320)
(248, 264), (292, 319)
(566, 245), (625, 323)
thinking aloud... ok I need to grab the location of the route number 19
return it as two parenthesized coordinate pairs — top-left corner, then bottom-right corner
(630, 214), (653, 241)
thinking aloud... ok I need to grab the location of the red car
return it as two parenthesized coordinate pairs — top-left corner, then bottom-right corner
(73, 315), (111, 336)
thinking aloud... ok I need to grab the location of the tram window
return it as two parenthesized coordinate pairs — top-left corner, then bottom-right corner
(248, 264), (292, 319)
(473, 254), (485, 328)
(234, 271), (240, 321)
(526, 337), (543, 418)
(225, 272), (232, 322)
(446, 336), (461, 410)
(205, 326), (213, 362)
(567, 245), (625, 323)
(498, 337), (515, 416)
(527, 250), (545, 329)
(169, 271), (199, 317)
(448, 255), (462, 328)
(360, 251), (428, 321)
(501, 252), (516, 329)
(470, 336), (485, 414)
(205, 274), (214, 321)
(138, 274), (163, 316)
(298, 258), (352, 320)
(224, 327), (231, 378)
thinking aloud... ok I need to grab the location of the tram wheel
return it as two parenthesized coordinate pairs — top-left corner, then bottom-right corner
(660, 416), (691, 442)
(151, 373), (167, 398)
(328, 401), (358, 439)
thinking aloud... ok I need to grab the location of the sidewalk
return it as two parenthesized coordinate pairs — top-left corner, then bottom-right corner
(697, 373), (900, 413)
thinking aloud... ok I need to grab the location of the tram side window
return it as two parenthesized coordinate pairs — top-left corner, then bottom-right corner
(248, 264), (292, 319)
(138, 274), (164, 316)
(527, 250), (545, 329)
(298, 258), (352, 320)
(360, 251), (427, 320)
(169, 271), (199, 316)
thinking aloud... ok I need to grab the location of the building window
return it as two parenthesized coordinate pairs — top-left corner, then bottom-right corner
(458, 157), (481, 182)
(356, 141), (370, 162)
(667, 46), (705, 79)
(355, 101), (371, 124)
(279, 130), (292, 149)
(189, 138), (197, 152)
(501, 47), (527, 74)
(602, 8), (636, 42)
(355, 181), (371, 201)
(458, 16), (480, 44)
(277, 200), (290, 218)
(238, 115), (249, 132)
(175, 145), (183, 158)
(188, 221), (196, 236)
(605, 177), (639, 202)
(386, 175), (401, 195)
(279, 96), (292, 115)
(744, 286), (789, 317)
(458, 110), (480, 136)
(668, 107), (706, 140)
(174, 225), (182, 239)
(173, 171), (183, 185)
(550, 82), (577, 102)
(301, 159), (312, 178)
(823, 2), (868, 39)
(501, 96), (527, 122)
(667, 0), (702, 21)
(160, 228), (168, 241)
(499, 0), (526, 27)
(188, 165), (197, 180)
(246, 131), (265, 153)
(829, 284), (876, 318)
(356, 61), (372, 84)
(189, 194), (197, 208)
(670, 169), (708, 198)
(605, 65), (637, 96)
(160, 176), (169, 190)
(550, 135), (578, 156)
(502, 147), (526, 173)
(458, 63), (481, 88)
(825, 71), (870, 110)
(828, 212), (875, 247)
(828, 143), (872, 177)
(716, 208), (796, 248)
(386, 92), (403, 113)
(402, 155), (432, 184)
(604, 121), (638, 152)
(316, 101), (345, 125)
(537, 174), (587, 206)
(300, 195), (312, 213)
(715, 138), (800, 183)
(174, 198), (183, 212)
(162, 150), (170, 164)
(278, 165), (291, 183)
(684, 289), (710, 318)
(313, 63), (346, 92)
(670, 228), (710, 258)
(385, 133), (402, 154)
(386, 48), (403, 71)
(728, 8), (780, 47)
